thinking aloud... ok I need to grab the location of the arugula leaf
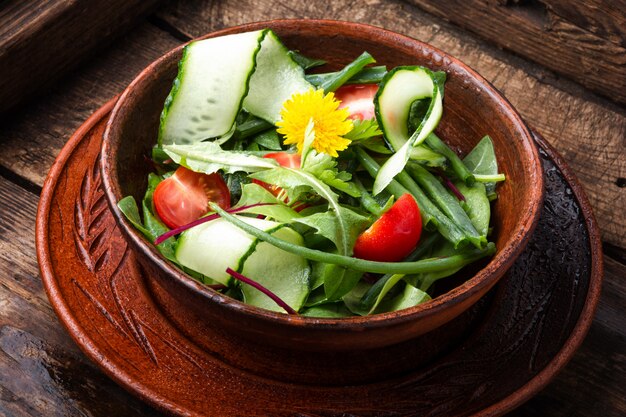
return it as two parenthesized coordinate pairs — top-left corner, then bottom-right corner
(250, 167), (353, 255)
(234, 183), (301, 223)
(117, 176), (177, 262)
(163, 142), (277, 175)
(344, 119), (382, 141)
(359, 137), (392, 154)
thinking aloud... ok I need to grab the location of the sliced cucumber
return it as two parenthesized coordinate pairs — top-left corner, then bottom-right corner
(159, 30), (265, 145)
(158, 29), (311, 146)
(239, 226), (311, 313)
(372, 66), (443, 195)
(175, 216), (280, 285)
(243, 30), (311, 124)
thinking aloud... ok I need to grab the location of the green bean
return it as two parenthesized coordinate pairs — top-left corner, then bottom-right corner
(425, 133), (475, 186)
(319, 52), (376, 92)
(306, 65), (387, 86)
(406, 163), (485, 248)
(355, 146), (470, 247)
(211, 202), (495, 274)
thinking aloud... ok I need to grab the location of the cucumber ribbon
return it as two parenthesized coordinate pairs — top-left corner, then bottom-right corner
(372, 66), (443, 195)
(159, 29), (311, 146)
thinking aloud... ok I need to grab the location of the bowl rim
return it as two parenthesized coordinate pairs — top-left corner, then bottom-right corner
(101, 18), (544, 330)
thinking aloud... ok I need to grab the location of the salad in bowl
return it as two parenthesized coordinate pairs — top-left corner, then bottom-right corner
(116, 28), (505, 317)
(101, 20), (543, 351)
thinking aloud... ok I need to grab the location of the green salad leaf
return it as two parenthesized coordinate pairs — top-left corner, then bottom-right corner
(163, 142), (277, 175)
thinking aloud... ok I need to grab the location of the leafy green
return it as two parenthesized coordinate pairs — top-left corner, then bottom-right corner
(235, 183), (301, 222)
(409, 145), (446, 167)
(455, 181), (490, 237)
(117, 175), (176, 262)
(381, 283), (431, 312)
(306, 65), (387, 86)
(251, 129), (282, 150)
(462, 135), (503, 199)
(294, 206), (370, 254)
(288, 50), (326, 70)
(344, 119), (383, 141)
(301, 302), (354, 317)
(163, 142), (277, 175)
(298, 121), (361, 197)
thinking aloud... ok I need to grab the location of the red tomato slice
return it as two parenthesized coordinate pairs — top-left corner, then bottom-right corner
(153, 167), (230, 229)
(353, 194), (422, 262)
(334, 84), (378, 120)
(263, 152), (301, 168)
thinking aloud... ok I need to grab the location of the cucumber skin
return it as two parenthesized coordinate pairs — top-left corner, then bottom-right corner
(373, 65), (441, 152)
(239, 226), (311, 313)
(158, 30), (268, 146)
(158, 46), (188, 146)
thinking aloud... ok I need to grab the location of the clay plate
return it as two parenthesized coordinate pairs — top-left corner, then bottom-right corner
(36, 100), (602, 416)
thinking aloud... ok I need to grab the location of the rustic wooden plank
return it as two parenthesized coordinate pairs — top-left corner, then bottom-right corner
(155, 0), (625, 248)
(542, 0), (626, 47)
(2, 167), (622, 416)
(403, 0), (626, 105)
(0, 23), (180, 188)
(0, 0), (161, 113)
(0, 176), (165, 416)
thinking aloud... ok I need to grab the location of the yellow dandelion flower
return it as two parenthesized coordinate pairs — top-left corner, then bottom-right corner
(277, 88), (353, 157)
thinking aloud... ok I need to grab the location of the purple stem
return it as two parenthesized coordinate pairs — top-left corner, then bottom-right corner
(436, 169), (466, 201)
(154, 203), (274, 245)
(225, 267), (298, 315)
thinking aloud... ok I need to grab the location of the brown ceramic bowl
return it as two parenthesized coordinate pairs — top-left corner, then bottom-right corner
(101, 20), (543, 352)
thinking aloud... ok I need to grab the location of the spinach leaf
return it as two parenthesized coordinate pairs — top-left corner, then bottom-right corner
(301, 302), (354, 318)
(288, 50), (326, 70)
(252, 129), (282, 150)
(463, 135), (500, 199)
(377, 283), (431, 313)
(293, 206), (370, 252)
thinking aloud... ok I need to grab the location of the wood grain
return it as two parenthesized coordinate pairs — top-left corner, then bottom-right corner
(0, 0), (622, 414)
(404, 0), (626, 105)
(0, 23), (179, 188)
(0, 0), (161, 113)
(154, 0), (625, 248)
(541, 0), (626, 48)
(0, 176), (164, 417)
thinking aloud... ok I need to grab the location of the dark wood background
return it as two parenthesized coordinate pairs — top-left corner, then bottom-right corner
(0, 0), (623, 416)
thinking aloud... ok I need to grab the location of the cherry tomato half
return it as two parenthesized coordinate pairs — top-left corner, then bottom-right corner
(153, 166), (230, 229)
(334, 84), (378, 120)
(353, 194), (422, 262)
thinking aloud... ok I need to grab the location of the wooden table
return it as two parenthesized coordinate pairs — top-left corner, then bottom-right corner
(0, 1), (623, 416)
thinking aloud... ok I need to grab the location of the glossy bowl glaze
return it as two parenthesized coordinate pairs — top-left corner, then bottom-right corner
(101, 20), (544, 353)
